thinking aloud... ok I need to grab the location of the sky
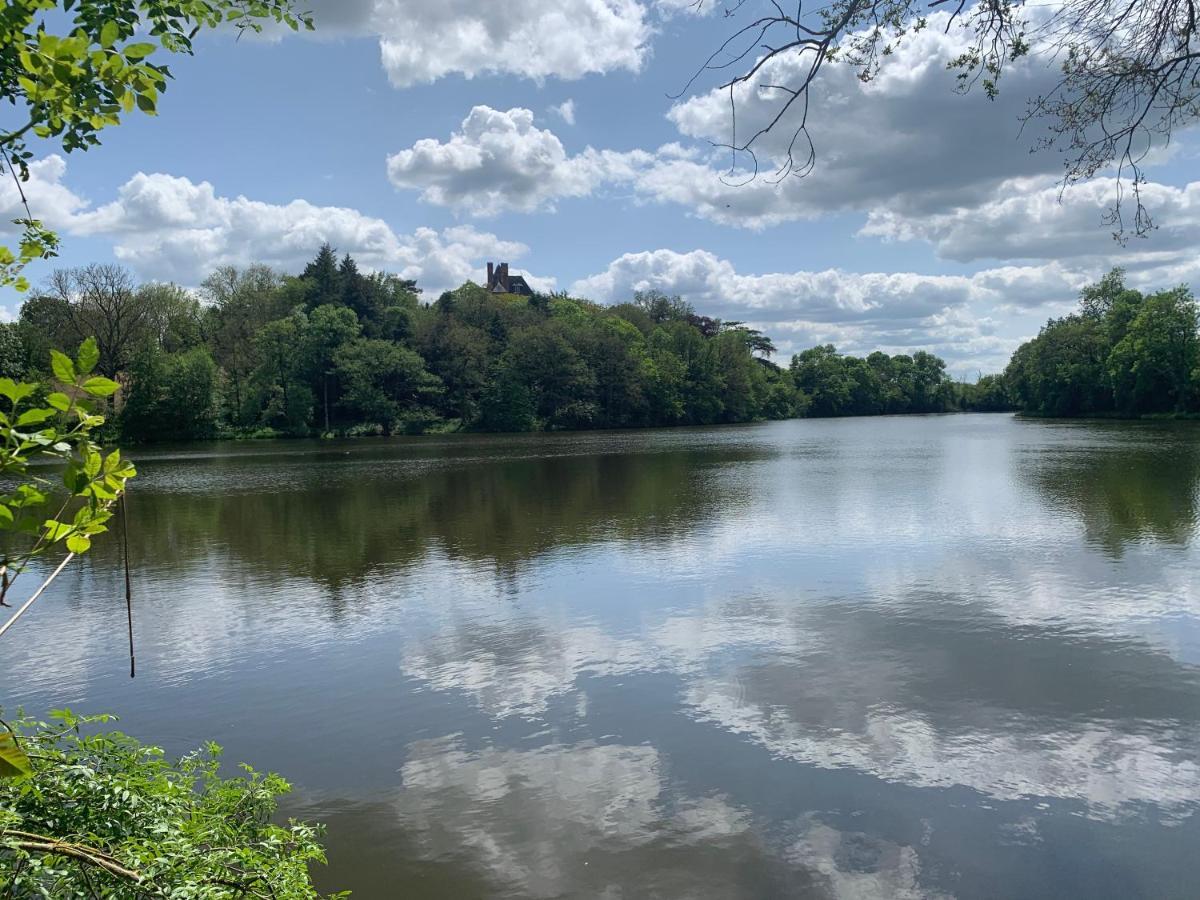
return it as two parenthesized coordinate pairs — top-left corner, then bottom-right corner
(3, 0), (1200, 376)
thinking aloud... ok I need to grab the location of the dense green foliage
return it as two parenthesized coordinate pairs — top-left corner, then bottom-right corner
(12, 248), (1002, 441)
(0, 710), (338, 898)
(1006, 270), (1200, 417)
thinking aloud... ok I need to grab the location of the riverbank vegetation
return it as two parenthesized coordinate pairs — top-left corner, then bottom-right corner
(3, 247), (1004, 442)
(1, 710), (335, 898)
(1006, 270), (1200, 418)
(8, 256), (1192, 440)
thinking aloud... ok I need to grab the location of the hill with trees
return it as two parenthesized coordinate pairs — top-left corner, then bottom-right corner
(10, 255), (1194, 441)
(2, 246), (1001, 442)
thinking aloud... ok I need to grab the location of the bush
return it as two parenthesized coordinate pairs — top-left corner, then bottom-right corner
(0, 710), (339, 899)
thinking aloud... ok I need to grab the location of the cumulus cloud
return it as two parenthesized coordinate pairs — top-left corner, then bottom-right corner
(383, 104), (867, 227)
(667, 11), (1066, 219)
(573, 247), (989, 323)
(350, 8), (1160, 239)
(386, 106), (617, 214)
(570, 247), (1091, 370)
(862, 176), (1200, 262)
(304, 0), (654, 87)
(47, 164), (539, 293)
(0, 155), (90, 233)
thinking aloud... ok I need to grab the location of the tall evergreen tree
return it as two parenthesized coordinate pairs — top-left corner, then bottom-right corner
(302, 244), (341, 309)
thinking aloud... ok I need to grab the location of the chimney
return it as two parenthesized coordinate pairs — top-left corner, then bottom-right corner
(500, 263), (509, 291)
(487, 262), (495, 289)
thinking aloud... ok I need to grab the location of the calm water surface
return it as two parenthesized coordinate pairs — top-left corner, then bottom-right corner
(4, 414), (1200, 898)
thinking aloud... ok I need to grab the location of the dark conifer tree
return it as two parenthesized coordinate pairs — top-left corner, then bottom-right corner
(302, 244), (341, 308)
(338, 253), (377, 324)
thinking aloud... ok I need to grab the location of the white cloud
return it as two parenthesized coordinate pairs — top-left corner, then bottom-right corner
(572, 247), (989, 323)
(863, 176), (1200, 263)
(551, 99), (577, 126)
(666, 11), (1065, 220)
(58, 167), (537, 293)
(386, 106), (615, 214)
(0, 155), (90, 233)
(306, 0), (654, 87)
(383, 104), (867, 228)
(570, 247), (1092, 370)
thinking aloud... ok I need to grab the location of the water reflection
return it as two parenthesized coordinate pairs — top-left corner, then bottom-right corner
(398, 590), (1200, 818)
(5, 417), (1200, 898)
(1020, 421), (1200, 554)
(111, 436), (771, 591)
(310, 737), (943, 899)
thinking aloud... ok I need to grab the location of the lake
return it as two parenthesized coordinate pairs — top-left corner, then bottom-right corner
(3, 413), (1200, 898)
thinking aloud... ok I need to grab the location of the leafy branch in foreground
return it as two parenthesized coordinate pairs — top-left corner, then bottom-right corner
(1, 0), (315, 290)
(0, 710), (342, 898)
(0, 336), (134, 610)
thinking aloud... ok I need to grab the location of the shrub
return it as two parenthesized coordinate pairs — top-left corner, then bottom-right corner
(0, 710), (339, 899)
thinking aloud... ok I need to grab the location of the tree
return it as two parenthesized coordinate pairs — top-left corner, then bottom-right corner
(304, 305), (361, 433)
(1107, 286), (1199, 414)
(503, 325), (597, 429)
(0, 0), (313, 290)
(35, 264), (154, 378)
(421, 318), (494, 424)
(1003, 270), (1200, 418)
(0, 323), (27, 379)
(121, 346), (220, 441)
(688, 0), (1195, 236)
(333, 338), (442, 433)
(202, 265), (286, 426)
(302, 244), (341, 309)
(633, 290), (694, 324)
(790, 345), (854, 416)
(1006, 315), (1115, 416)
(138, 281), (204, 354)
(252, 314), (312, 432)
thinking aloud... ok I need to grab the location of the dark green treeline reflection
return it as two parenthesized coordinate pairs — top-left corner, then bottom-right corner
(1020, 422), (1200, 554)
(96, 437), (772, 590)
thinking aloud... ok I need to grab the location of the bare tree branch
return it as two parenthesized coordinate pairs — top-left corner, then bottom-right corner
(682, 0), (1199, 238)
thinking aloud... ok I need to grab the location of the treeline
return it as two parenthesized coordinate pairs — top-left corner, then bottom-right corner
(0, 246), (991, 442)
(1005, 269), (1200, 417)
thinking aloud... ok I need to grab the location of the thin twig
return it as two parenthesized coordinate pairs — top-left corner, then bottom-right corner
(0, 553), (75, 640)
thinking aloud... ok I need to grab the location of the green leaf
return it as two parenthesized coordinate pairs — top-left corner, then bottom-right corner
(16, 408), (55, 427)
(66, 533), (91, 553)
(47, 392), (71, 411)
(0, 378), (34, 405)
(123, 42), (156, 60)
(100, 21), (120, 48)
(0, 504), (13, 525)
(0, 733), (32, 780)
(135, 92), (156, 114)
(50, 350), (76, 385)
(77, 337), (100, 375)
(82, 376), (119, 397)
(43, 519), (72, 541)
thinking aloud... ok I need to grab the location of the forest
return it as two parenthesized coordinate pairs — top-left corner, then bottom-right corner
(0, 246), (1003, 442)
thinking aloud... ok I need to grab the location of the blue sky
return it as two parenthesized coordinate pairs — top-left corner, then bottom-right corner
(3, 1), (1198, 375)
